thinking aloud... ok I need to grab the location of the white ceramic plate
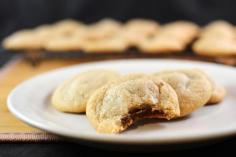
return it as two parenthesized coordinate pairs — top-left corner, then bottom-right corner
(7, 59), (236, 145)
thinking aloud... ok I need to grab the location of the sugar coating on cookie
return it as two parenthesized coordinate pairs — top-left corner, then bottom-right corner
(154, 69), (212, 117)
(86, 76), (180, 133)
(51, 70), (120, 113)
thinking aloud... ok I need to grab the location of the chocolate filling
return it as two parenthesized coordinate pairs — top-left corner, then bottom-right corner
(121, 106), (165, 128)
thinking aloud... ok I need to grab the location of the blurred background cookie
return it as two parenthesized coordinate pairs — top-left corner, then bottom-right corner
(2, 30), (42, 50)
(120, 19), (159, 47)
(138, 21), (199, 53)
(193, 20), (236, 57)
(84, 19), (122, 40)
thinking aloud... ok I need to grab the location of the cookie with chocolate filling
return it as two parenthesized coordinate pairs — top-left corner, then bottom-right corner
(86, 76), (180, 133)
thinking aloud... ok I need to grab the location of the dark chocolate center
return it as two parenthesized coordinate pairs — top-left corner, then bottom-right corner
(121, 106), (165, 128)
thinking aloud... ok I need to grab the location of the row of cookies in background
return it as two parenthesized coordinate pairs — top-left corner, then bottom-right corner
(2, 19), (236, 57)
(51, 69), (226, 133)
(2, 19), (198, 53)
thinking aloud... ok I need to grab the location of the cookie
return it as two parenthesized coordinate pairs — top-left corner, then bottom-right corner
(200, 20), (235, 39)
(86, 76), (180, 133)
(195, 69), (226, 104)
(138, 35), (185, 53)
(78, 19), (125, 53)
(81, 36), (128, 53)
(193, 38), (236, 57)
(3, 19), (86, 51)
(85, 19), (122, 40)
(44, 36), (84, 52)
(51, 19), (86, 36)
(51, 70), (120, 113)
(154, 69), (212, 117)
(121, 19), (159, 46)
(208, 84), (226, 104)
(160, 21), (200, 43)
(2, 30), (43, 50)
(138, 21), (199, 53)
(193, 20), (236, 57)
(44, 30), (87, 52)
(37, 20), (85, 50)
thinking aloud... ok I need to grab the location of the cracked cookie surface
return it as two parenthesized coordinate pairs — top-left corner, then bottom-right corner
(154, 69), (212, 117)
(86, 76), (179, 133)
(51, 70), (120, 113)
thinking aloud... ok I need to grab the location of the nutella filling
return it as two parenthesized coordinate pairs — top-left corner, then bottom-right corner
(121, 106), (165, 128)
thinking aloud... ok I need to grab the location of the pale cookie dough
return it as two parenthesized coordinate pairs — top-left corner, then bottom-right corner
(86, 76), (180, 133)
(153, 69), (212, 117)
(51, 70), (120, 113)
